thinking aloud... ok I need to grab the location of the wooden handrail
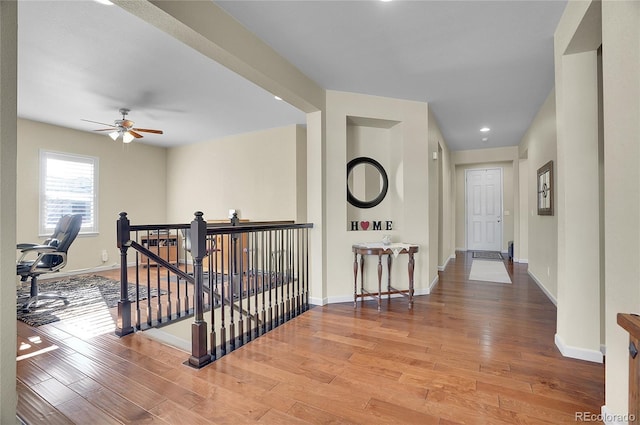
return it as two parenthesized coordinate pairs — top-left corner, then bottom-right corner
(617, 313), (640, 424)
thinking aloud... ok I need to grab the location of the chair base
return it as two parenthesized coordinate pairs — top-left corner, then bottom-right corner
(18, 274), (69, 311)
(18, 292), (69, 311)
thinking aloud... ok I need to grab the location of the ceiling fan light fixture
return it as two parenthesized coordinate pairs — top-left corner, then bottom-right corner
(122, 131), (135, 144)
(108, 130), (120, 141)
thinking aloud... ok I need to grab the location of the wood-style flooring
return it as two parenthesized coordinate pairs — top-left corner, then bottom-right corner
(16, 251), (605, 424)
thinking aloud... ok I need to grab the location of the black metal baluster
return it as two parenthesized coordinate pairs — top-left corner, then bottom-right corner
(143, 230), (152, 326)
(304, 228), (309, 311)
(165, 229), (173, 320)
(267, 230), (274, 331)
(134, 236), (141, 329)
(295, 228), (300, 316)
(279, 229), (285, 326)
(207, 230), (218, 360)
(236, 229), (244, 347)
(155, 238), (162, 323)
(287, 229), (292, 321)
(252, 231), (259, 340)
(219, 232), (227, 356)
(260, 230), (267, 335)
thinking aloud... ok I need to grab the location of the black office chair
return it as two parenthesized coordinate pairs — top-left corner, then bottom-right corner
(16, 214), (83, 310)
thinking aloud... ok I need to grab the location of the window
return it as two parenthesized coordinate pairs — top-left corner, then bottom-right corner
(40, 150), (99, 235)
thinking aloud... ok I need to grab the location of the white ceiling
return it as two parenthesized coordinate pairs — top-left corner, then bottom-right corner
(17, 0), (566, 151)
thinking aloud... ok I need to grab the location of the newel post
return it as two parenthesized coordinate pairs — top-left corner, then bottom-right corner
(189, 211), (211, 368)
(115, 212), (134, 336)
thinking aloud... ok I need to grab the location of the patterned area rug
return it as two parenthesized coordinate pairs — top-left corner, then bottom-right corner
(16, 275), (165, 327)
(471, 251), (503, 260)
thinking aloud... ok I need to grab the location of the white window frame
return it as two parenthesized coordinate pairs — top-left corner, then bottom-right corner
(39, 150), (99, 236)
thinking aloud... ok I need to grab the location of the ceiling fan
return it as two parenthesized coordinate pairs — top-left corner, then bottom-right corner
(82, 108), (163, 143)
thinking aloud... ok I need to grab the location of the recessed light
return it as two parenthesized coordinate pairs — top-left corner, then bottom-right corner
(480, 127), (490, 133)
(274, 96), (282, 101)
(94, 0), (114, 5)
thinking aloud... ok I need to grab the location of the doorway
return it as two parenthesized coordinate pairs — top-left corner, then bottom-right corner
(466, 168), (503, 251)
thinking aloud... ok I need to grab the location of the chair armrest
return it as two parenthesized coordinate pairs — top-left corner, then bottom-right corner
(19, 244), (57, 254)
(17, 245), (58, 264)
(17, 243), (38, 250)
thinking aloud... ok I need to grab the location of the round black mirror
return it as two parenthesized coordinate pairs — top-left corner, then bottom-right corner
(347, 157), (389, 209)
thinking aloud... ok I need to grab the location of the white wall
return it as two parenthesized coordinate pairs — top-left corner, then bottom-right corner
(165, 125), (306, 223)
(16, 119), (168, 272)
(518, 90), (557, 301)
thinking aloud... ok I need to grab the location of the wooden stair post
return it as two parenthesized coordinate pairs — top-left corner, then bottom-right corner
(189, 211), (211, 368)
(115, 212), (133, 336)
(617, 313), (640, 424)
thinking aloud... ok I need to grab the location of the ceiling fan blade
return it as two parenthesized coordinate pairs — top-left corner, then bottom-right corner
(81, 118), (115, 127)
(128, 130), (144, 139)
(132, 127), (163, 135)
(93, 128), (116, 132)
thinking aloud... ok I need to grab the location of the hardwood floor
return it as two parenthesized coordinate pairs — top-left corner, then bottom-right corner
(16, 252), (605, 424)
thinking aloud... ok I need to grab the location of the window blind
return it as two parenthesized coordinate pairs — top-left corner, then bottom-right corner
(40, 150), (99, 235)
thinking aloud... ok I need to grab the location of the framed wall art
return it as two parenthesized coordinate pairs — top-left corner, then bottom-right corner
(537, 160), (554, 216)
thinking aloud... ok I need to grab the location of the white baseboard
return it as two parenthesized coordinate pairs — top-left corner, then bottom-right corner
(554, 333), (603, 363)
(437, 253), (457, 271)
(527, 269), (557, 306)
(429, 275), (439, 291)
(309, 296), (328, 306)
(516, 258), (528, 264)
(599, 405), (632, 425)
(37, 263), (122, 281)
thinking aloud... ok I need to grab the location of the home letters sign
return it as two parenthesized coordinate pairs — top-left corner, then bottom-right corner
(350, 220), (393, 231)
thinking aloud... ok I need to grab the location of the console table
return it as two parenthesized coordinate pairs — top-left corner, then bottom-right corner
(352, 243), (419, 311)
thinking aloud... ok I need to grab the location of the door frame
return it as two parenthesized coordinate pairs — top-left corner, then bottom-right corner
(465, 167), (504, 251)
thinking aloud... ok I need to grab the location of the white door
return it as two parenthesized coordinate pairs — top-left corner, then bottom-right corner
(466, 168), (502, 251)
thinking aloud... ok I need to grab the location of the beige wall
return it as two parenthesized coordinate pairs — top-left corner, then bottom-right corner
(601, 0), (640, 415)
(431, 107), (450, 283)
(430, 109), (455, 269)
(554, 0), (603, 365)
(452, 146), (518, 253)
(324, 90), (439, 303)
(16, 119), (168, 273)
(518, 90), (557, 301)
(165, 125), (306, 223)
(0, 2), (17, 420)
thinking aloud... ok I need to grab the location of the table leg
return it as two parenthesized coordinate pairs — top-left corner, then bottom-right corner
(360, 254), (365, 308)
(377, 254), (382, 311)
(408, 252), (415, 310)
(387, 254), (392, 303)
(353, 252), (358, 308)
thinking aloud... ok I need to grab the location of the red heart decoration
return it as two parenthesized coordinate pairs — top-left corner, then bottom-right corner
(360, 221), (370, 230)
